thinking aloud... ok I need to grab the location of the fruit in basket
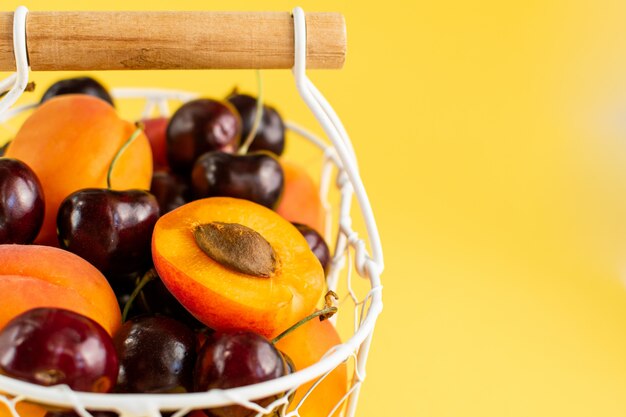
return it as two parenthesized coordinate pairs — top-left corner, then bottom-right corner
(191, 151), (284, 209)
(40, 76), (114, 107)
(142, 116), (170, 171)
(227, 93), (286, 156)
(151, 197), (325, 339)
(0, 245), (121, 335)
(293, 223), (331, 274)
(194, 331), (291, 417)
(275, 319), (348, 417)
(0, 308), (118, 393)
(0, 401), (46, 417)
(151, 171), (191, 215)
(0, 158), (45, 244)
(5, 95), (152, 246)
(167, 99), (241, 175)
(113, 316), (196, 393)
(57, 188), (159, 277)
(276, 160), (325, 235)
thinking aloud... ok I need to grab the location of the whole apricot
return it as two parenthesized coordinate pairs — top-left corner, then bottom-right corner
(0, 245), (121, 335)
(152, 197), (325, 339)
(5, 95), (152, 245)
(276, 160), (325, 235)
(275, 319), (348, 417)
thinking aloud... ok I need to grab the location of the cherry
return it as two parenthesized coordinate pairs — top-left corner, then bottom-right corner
(0, 158), (44, 244)
(136, 277), (206, 330)
(191, 151), (284, 209)
(141, 117), (170, 171)
(167, 99), (241, 175)
(293, 223), (331, 273)
(194, 331), (291, 417)
(0, 308), (118, 392)
(227, 93), (285, 156)
(113, 315), (196, 393)
(40, 76), (114, 106)
(150, 171), (191, 215)
(57, 189), (159, 277)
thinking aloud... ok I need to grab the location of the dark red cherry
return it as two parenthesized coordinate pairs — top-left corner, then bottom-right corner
(150, 171), (191, 215)
(194, 331), (291, 417)
(292, 223), (331, 273)
(113, 315), (196, 393)
(167, 99), (241, 175)
(228, 93), (285, 156)
(40, 76), (114, 106)
(0, 158), (44, 244)
(191, 152), (284, 208)
(137, 277), (206, 330)
(57, 189), (159, 277)
(0, 308), (118, 392)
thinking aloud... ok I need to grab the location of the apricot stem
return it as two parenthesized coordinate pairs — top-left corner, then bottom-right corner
(107, 127), (143, 189)
(271, 291), (339, 344)
(238, 70), (264, 155)
(122, 268), (157, 322)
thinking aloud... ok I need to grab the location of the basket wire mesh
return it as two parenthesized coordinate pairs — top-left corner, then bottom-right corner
(0, 6), (383, 417)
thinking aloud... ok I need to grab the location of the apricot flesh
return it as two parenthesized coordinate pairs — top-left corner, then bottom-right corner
(0, 245), (121, 335)
(276, 319), (348, 417)
(152, 197), (325, 339)
(276, 160), (325, 235)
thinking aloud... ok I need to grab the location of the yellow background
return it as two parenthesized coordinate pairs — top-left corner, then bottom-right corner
(4, 0), (626, 416)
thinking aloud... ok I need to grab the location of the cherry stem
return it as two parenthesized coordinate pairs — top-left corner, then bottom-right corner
(271, 291), (339, 344)
(237, 70), (264, 155)
(106, 126), (143, 189)
(122, 268), (157, 322)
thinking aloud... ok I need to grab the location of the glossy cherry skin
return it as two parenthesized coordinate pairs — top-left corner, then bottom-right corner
(57, 189), (159, 277)
(114, 315), (197, 393)
(150, 171), (191, 215)
(194, 331), (290, 417)
(293, 223), (331, 273)
(0, 308), (118, 392)
(0, 158), (45, 244)
(228, 93), (285, 156)
(191, 151), (284, 208)
(167, 99), (241, 175)
(40, 76), (114, 106)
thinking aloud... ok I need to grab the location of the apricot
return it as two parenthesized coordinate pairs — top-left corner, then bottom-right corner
(0, 245), (121, 335)
(275, 160), (325, 235)
(276, 319), (348, 417)
(0, 400), (46, 417)
(152, 197), (325, 339)
(5, 95), (152, 245)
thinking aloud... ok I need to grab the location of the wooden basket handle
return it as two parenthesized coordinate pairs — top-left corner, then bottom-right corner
(0, 11), (346, 71)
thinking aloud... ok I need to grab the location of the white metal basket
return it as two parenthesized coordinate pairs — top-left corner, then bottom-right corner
(0, 6), (383, 417)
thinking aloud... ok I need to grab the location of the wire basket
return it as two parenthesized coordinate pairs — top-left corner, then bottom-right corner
(0, 6), (383, 417)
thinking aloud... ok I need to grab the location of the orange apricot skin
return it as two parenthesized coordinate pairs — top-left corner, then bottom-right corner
(0, 244), (121, 335)
(276, 319), (348, 417)
(152, 197), (325, 339)
(276, 160), (325, 235)
(5, 95), (152, 245)
(0, 400), (46, 417)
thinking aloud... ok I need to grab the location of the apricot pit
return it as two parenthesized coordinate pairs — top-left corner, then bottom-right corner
(152, 197), (326, 339)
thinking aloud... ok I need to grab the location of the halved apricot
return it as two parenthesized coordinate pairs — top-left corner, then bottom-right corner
(152, 197), (326, 339)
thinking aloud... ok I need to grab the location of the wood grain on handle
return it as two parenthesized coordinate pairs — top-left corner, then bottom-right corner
(0, 11), (346, 71)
